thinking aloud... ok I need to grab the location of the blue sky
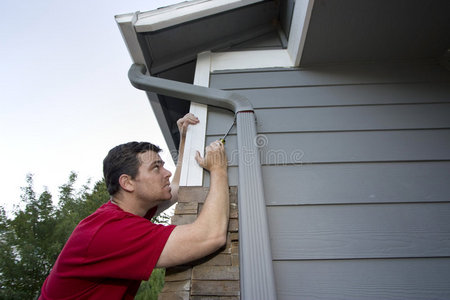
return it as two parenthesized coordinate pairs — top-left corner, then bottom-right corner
(0, 0), (184, 211)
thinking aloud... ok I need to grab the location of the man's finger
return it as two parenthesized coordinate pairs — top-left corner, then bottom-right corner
(195, 151), (204, 167)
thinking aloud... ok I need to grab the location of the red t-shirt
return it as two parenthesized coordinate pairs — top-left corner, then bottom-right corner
(39, 201), (175, 300)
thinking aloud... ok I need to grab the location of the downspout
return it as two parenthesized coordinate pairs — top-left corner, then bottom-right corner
(129, 64), (277, 300)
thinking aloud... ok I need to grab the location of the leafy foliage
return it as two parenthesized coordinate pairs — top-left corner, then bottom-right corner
(135, 268), (166, 300)
(0, 172), (168, 299)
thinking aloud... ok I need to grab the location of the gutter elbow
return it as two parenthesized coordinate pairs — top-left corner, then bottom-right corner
(128, 63), (254, 114)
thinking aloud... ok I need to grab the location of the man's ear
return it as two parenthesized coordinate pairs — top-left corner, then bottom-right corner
(118, 174), (135, 193)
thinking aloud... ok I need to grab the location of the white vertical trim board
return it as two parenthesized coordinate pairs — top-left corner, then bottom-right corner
(287, 0), (315, 66)
(180, 52), (211, 186)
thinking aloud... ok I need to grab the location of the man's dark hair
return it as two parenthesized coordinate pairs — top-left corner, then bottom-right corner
(103, 142), (162, 195)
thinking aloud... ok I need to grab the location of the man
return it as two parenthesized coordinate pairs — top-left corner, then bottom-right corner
(39, 113), (229, 299)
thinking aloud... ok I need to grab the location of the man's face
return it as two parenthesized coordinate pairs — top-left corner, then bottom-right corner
(132, 151), (172, 203)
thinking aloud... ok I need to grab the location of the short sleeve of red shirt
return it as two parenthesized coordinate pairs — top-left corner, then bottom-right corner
(88, 214), (174, 280)
(55, 202), (175, 281)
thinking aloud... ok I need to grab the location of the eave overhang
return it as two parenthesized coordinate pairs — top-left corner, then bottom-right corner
(300, 0), (450, 66)
(115, 0), (295, 155)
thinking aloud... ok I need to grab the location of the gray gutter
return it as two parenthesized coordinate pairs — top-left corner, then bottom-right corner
(129, 64), (277, 300)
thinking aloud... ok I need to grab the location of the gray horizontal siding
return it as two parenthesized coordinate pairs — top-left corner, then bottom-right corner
(205, 162), (450, 205)
(207, 103), (450, 134)
(206, 129), (450, 165)
(262, 162), (450, 205)
(268, 203), (450, 260)
(274, 258), (450, 300)
(206, 62), (450, 300)
(210, 62), (450, 90)
(233, 82), (450, 108)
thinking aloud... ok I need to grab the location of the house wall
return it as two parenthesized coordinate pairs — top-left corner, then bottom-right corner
(205, 61), (450, 299)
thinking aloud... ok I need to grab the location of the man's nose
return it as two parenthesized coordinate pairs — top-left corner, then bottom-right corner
(164, 167), (172, 178)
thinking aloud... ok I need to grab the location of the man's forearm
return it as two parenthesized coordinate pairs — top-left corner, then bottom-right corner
(196, 168), (229, 241)
(155, 167), (229, 268)
(156, 134), (186, 216)
(170, 133), (187, 198)
(155, 140), (228, 267)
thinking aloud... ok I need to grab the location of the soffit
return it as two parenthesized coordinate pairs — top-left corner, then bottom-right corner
(300, 0), (450, 66)
(137, 1), (282, 75)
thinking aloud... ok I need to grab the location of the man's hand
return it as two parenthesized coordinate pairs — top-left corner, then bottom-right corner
(177, 113), (199, 138)
(195, 140), (227, 173)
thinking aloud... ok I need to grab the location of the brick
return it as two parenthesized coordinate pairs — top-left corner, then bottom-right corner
(229, 187), (238, 204)
(191, 280), (240, 296)
(228, 219), (239, 232)
(158, 291), (190, 300)
(220, 236), (232, 254)
(231, 254), (239, 266)
(178, 187), (209, 203)
(229, 203), (238, 219)
(162, 186), (241, 299)
(171, 214), (197, 225)
(192, 266), (239, 280)
(165, 267), (192, 282)
(196, 253), (231, 266)
(174, 202), (198, 215)
(161, 280), (190, 293)
(181, 186), (237, 203)
(229, 232), (239, 242)
(231, 241), (239, 255)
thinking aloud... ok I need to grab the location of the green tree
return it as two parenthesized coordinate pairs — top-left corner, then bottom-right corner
(0, 172), (168, 299)
(0, 174), (58, 299)
(135, 268), (166, 300)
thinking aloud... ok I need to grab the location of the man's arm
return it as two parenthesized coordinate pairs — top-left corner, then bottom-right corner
(156, 113), (199, 215)
(156, 140), (229, 268)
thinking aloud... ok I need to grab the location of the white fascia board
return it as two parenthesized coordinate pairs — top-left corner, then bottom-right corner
(115, 12), (146, 64)
(115, 12), (178, 161)
(180, 52), (211, 186)
(135, 0), (263, 32)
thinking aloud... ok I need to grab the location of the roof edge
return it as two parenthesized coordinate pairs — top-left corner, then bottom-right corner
(134, 0), (264, 32)
(115, 12), (146, 64)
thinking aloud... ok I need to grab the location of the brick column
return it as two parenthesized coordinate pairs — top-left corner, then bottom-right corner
(158, 186), (240, 300)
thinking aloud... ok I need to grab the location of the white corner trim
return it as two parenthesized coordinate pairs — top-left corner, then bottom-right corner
(287, 0), (315, 66)
(115, 13), (146, 64)
(180, 52), (211, 186)
(135, 0), (263, 32)
(210, 49), (294, 71)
